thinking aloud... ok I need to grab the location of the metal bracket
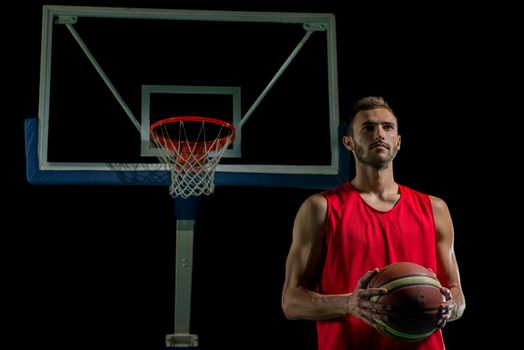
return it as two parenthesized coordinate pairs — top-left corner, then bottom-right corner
(303, 22), (327, 31)
(54, 15), (77, 24)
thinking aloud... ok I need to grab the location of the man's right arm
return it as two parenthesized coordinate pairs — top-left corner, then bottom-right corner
(281, 193), (390, 325)
(281, 193), (352, 320)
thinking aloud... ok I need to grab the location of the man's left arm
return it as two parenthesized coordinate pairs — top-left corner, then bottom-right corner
(431, 195), (466, 323)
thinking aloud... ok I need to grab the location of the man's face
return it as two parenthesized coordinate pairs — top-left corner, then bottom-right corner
(347, 108), (401, 169)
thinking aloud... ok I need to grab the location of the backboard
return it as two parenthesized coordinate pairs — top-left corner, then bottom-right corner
(26, 5), (348, 189)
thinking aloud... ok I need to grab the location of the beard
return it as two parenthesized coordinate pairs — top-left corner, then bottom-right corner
(353, 144), (399, 170)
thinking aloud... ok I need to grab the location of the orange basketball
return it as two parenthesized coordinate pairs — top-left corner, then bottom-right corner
(367, 262), (443, 342)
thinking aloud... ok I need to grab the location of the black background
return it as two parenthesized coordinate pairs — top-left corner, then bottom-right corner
(5, 1), (517, 349)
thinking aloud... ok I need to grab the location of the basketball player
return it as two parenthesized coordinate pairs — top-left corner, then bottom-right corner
(281, 96), (465, 349)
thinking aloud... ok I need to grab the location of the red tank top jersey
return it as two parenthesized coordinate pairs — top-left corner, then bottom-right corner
(318, 182), (445, 350)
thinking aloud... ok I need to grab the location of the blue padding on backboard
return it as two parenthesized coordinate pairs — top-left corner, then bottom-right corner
(24, 118), (171, 185)
(215, 171), (346, 189)
(25, 118), (348, 189)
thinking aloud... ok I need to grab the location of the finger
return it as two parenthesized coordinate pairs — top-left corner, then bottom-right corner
(360, 310), (388, 328)
(357, 268), (380, 289)
(439, 306), (451, 315)
(440, 287), (452, 301)
(437, 318), (447, 329)
(359, 299), (391, 313)
(359, 287), (388, 298)
(436, 303), (452, 329)
(359, 313), (376, 327)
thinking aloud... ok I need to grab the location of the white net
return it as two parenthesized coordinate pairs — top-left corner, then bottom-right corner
(150, 117), (235, 198)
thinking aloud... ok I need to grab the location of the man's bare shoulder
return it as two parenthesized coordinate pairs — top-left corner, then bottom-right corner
(429, 195), (449, 214)
(305, 192), (328, 209)
(297, 193), (328, 220)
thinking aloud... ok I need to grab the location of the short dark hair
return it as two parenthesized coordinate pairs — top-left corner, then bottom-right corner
(346, 96), (395, 136)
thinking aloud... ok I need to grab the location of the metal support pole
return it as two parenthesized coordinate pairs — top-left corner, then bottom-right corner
(165, 219), (198, 348)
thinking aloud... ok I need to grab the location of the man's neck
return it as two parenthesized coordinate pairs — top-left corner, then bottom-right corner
(350, 167), (397, 196)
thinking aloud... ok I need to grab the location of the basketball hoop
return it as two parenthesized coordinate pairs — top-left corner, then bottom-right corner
(150, 116), (235, 198)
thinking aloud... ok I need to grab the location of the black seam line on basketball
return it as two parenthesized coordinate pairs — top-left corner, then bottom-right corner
(386, 307), (441, 312)
(374, 276), (441, 290)
(367, 273), (437, 289)
(374, 319), (435, 340)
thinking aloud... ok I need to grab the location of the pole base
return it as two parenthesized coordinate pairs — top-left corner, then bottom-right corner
(166, 333), (199, 348)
